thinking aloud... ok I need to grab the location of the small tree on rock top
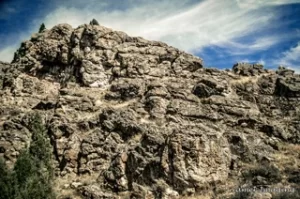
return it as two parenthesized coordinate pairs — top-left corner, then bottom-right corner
(38, 23), (46, 33)
(90, 19), (100, 25)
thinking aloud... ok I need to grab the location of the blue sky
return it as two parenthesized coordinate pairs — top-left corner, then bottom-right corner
(0, 0), (299, 72)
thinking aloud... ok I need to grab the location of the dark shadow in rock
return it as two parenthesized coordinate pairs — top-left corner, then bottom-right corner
(33, 101), (57, 110)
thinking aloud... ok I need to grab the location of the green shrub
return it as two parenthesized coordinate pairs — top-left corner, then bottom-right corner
(28, 113), (52, 170)
(13, 150), (37, 185)
(272, 191), (300, 199)
(231, 191), (251, 199)
(242, 164), (282, 185)
(0, 159), (15, 199)
(14, 172), (55, 199)
(0, 113), (55, 199)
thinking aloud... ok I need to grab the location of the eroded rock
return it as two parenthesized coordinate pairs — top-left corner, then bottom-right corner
(0, 22), (299, 199)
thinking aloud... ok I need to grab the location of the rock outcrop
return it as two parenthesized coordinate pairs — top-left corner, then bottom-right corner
(0, 23), (300, 199)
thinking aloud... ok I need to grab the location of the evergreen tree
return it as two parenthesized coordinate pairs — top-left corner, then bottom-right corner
(0, 113), (55, 199)
(90, 18), (99, 25)
(0, 158), (15, 199)
(38, 23), (46, 33)
(29, 113), (52, 169)
(13, 150), (37, 186)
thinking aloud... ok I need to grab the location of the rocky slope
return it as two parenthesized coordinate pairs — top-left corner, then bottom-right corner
(0, 22), (300, 199)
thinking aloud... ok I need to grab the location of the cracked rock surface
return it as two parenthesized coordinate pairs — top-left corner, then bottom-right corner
(0, 23), (300, 199)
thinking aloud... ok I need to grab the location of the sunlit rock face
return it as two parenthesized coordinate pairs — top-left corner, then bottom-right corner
(12, 23), (202, 90)
(0, 22), (300, 199)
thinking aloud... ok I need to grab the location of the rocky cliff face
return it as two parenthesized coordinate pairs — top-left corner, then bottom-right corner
(0, 23), (300, 199)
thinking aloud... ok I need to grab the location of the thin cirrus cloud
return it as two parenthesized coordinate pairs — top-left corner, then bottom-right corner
(0, 0), (299, 70)
(216, 36), (283, 56)
(236, 0), (300, 8)
(275, 41), (300, 72)
(42, 0), (277, 52)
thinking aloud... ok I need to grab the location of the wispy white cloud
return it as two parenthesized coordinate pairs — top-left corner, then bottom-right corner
(237, 58), (265, 65)
(40, 0), (288, 54)
(258, 59), (266, 66)
(0, 30), (34, 63)
(0, 0), (299, 64)
(0, 5), (17, 19)
(236, 0), (300, 9)
(276, 41), (300, 72)
(0, 45), (18, 63)
(218, 36), (282, 55)
(281, 42), (300, 63)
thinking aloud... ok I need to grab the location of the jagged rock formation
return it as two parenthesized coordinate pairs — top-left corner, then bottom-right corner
(0, 23), (300, 199)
